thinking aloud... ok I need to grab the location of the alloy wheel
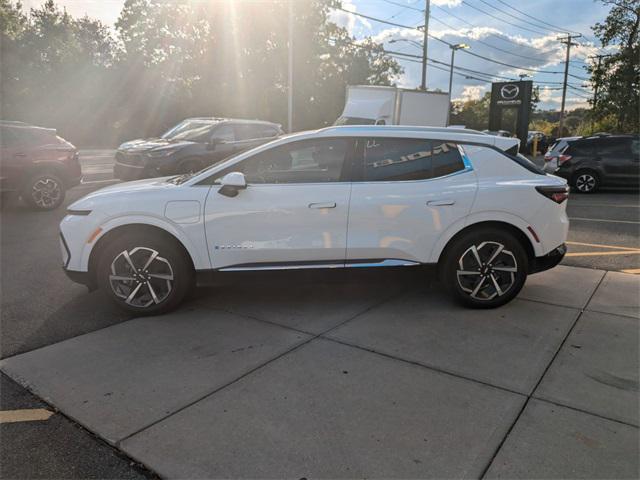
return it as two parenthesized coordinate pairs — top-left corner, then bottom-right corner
(456, 241), (518, 301)
(575, 174), (596, 192)
(109, 247), (174, 308)
(32, 177), (61, 208)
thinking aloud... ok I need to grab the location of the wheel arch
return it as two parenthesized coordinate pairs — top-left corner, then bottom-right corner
(431, 216), (539, 266)
(86, 222), (199, 289)
(24, 162), (71, 188)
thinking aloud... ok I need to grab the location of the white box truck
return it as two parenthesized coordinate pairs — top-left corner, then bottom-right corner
(335, 85), (450, 127)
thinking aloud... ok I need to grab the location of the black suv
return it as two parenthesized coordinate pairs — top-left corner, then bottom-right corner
(114, 118), (283, 181)
(548, 134), (639, 193)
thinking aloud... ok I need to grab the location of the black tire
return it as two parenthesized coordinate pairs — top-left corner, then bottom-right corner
(97, 232), (193, 315)
(22, 172), (66, 210)
(177, 158), (204, 175)
(439, 227), (529, 309)
(572, 170), (600, 193)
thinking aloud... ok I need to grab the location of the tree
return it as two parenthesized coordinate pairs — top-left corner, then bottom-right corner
(449, 92), (491, 130)
(589, 0), (640, 133)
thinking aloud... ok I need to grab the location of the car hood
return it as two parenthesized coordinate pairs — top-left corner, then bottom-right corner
(118, 138), (195, 152)
(67, 176), (179, 211)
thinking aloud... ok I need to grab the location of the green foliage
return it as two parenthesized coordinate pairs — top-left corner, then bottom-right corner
(1, 0), (401, 146)
(589, 0), (640, 133)
(449, 92), (491, 130)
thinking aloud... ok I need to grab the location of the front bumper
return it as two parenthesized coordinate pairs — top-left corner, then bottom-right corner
(114, 161), (149, 181)
(530, 243), (566, 274)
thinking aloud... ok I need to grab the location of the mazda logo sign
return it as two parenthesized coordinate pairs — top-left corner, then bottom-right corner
(500, 84), (520, 100)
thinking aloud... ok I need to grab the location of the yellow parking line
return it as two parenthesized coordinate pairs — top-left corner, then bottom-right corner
(566, 241), (640, 252)
(0, 408), (54, 424)
(565, 250), (640, 257)
(621, 268), (640, 274)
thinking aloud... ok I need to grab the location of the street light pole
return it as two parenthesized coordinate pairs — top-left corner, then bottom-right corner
(447, 43), (469, 126)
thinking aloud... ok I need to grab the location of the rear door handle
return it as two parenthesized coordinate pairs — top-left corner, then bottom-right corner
(14, 153), (26, 157)
(427, 199), (456, 206)
(309, 202), (336, 209)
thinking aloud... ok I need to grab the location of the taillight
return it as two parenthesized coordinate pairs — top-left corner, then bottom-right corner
(543, 154), (552, 162)
(558, 154), (572, 165)
(536, 185), (569, 204)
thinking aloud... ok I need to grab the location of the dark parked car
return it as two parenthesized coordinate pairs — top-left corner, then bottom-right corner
(114, 118), (283, 181)
(544, 134), (639, 193)
(0, 121), (81, 210)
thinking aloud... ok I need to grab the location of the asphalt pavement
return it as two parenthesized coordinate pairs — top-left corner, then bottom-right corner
(0, 149), (638, 479)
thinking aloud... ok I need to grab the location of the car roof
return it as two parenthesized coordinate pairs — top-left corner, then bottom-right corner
(185, 117), (280, 127)
(570, 134), (636, 143)
(259, 125), (519, 150)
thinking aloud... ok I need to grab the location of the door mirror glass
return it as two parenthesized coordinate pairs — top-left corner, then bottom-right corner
(218, 171), (247, 197)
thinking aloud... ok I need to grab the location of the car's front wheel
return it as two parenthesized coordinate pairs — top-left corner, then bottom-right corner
(97, 233), (193, 315)
(440, 228), (528, 308)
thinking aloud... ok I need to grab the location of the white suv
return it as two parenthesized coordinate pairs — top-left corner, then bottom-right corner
(60, 126), (569, 314)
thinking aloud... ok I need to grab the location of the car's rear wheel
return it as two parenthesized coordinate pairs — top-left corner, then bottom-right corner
(573, 170), (599, 193)
(440, 228), (528, 308)
(22, 172), (66, 210)
(97, 233), (193, 315)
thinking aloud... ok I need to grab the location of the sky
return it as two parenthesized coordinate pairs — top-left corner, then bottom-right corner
(20, 0), (613, 111)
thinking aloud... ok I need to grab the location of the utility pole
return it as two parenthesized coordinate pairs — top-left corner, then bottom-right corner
(420, 0), (430, 90)
(590, 54), (611, 110)
(557, 34), (581, 137)
(287, 0), (294, 133)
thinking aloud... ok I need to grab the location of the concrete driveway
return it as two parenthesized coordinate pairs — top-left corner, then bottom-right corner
(1, 265), (638, 478)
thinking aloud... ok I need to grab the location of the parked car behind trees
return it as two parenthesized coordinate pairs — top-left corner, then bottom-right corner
(114, 118), (283, 181)
(0, 121), (81, 210)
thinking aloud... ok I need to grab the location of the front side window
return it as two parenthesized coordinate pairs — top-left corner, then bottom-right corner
(362, 138), (464, 182)
(237, 138), (349, 184)
(597, 138), (631, 157)
(213, 124), (236, 142)
(162, 120), (215, 142)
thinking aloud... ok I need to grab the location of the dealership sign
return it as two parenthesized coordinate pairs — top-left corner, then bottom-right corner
(497, 83), (522, 105)
(489, 80), (533, 150)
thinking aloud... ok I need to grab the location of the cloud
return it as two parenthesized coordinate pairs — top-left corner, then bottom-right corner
(328, 0), (371, 35)
(455, 85), (486, 102)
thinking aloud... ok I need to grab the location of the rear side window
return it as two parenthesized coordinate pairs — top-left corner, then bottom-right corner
(362, 138), (464, 182)
(567, 140), (595, 156)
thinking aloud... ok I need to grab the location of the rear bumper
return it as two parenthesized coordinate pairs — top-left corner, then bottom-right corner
(530, 243), (566, 274)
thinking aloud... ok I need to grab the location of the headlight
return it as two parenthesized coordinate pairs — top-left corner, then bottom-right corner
(146, 149), (177, 158)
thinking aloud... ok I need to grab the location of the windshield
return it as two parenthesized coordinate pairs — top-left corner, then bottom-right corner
(162, 120), (216, 142)
(334, 116), (376, 126)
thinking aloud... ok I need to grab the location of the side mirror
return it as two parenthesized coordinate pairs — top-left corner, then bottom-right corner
(218, 172), (247, 197)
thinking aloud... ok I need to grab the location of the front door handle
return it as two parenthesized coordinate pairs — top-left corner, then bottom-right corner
(14, 153), (26, 157)
(309, 202), (336, 209)
(427, 199), (456, 206)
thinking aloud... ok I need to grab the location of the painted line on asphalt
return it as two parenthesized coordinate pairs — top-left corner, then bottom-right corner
(569, 217), (640, 225)
(566, 241), (640, 251)
(565, 250), (640, 257)
(621, 268), (640, 274)
(569, 204), (640, 208)
(0, 408), (54, 424)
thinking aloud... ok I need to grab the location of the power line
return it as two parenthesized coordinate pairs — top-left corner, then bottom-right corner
(431, 4), (559, 56)
(474, 0), (563, 34)
(460, 0), (552, 36)
(491, 0), (581, 35)
(429, 14), (552, 63)
(337, 7), (571, 75)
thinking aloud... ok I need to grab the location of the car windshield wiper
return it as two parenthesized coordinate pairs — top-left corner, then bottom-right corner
(167, 172), (196, 185)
